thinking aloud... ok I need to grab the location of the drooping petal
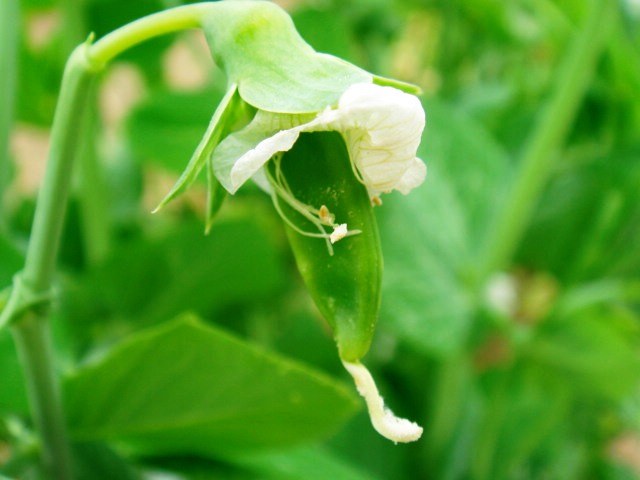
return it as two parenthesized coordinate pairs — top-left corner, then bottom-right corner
(334, 83), (426, 197)
(394, 157), (427, 194)
(342, 360), (423, 443)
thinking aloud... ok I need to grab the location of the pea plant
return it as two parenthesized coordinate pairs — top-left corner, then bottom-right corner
(2, 0), (640, 479)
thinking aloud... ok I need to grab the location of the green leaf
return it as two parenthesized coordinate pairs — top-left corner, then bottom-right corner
(71, 442), (140, 480)
(0, 234), (23, 286)
(526, 312), (640, 400)
(107, 218), (282, 319)
(125, 87), (226, 175)
(0, 330), (28, 414)
(230, 446), (379, 480)
(519, 144), (640, 281)
(64, 315), (359, 456)
(202, 2), (371, 113)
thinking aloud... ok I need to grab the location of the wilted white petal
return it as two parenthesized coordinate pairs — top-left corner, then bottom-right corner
(342, 360), (423, 443)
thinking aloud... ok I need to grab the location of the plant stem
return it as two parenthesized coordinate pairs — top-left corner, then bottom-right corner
(12, 313), (74, 479)
(479, 0), (617, 279)
(6, 3), (215, 476)
(0, 0), (20, 231)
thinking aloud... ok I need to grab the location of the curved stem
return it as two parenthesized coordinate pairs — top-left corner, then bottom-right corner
(478, 0), (617, 279)
(7, 3), (217, 477)
(88, 2), (212, 68)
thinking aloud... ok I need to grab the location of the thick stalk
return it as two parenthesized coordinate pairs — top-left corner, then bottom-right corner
(479, 0), (616, 279)
(6, 4), (215, 477)
(0, 0), (20, 230)
(12, 313), (74, 479)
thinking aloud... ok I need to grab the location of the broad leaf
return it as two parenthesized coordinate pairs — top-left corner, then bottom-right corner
(64, 315), (359, 456)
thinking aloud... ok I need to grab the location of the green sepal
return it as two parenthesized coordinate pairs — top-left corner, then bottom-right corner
(201, 2), (372, 113)
(153, 84), (253, 212)
(272, 132), (383, 362)
(205, 159), (227, 234)
(373, 74), (423, 96)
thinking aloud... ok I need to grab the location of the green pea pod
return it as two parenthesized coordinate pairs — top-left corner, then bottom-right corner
(270, 131), (382, 363)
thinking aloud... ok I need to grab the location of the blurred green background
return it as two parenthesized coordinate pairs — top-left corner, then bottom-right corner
(1, 0), (640, 478)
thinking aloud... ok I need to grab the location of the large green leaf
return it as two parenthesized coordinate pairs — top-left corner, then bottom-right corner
(64, 315), (359, 456)
(230, 446), (379, 480)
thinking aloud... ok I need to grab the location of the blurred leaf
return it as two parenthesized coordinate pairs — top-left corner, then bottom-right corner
(0, 234), (23, 286)
(485, 367), (571, 479)
(71, 442), (140, 480)
(0, 331), (28, 414)
(230, 446), (379, 480)
(64, 314), (359, 456)
(292, 8), (357, 61)
(378, 100), (510, 356)
(56, 215), (287, 359)
(520, 144), (640, 282)
(84, 0), (170, 80)
(526, 312), (640, 400)
(126, 87), (226, 175)
(15, 43), (61, 126)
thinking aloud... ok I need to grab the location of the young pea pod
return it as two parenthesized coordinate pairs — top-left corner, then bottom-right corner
(271, 131), (423, 443)
(270, 131), (381, 363)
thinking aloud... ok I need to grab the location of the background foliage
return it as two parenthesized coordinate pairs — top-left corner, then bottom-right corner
(1, 0), (640, 478)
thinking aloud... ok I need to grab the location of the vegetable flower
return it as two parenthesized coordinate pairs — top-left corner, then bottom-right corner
(157, 0), (426, 444)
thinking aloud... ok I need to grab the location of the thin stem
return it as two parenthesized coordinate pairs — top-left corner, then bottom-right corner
(7, 3), (217, 477)
(479, 0), (617, 279)
(0, 0), (20, 231)
(88, 2), (212, 68)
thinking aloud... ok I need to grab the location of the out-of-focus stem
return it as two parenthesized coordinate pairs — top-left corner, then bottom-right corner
(479, 0), (617, 280)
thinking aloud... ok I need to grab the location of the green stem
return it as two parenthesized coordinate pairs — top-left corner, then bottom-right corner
(12, 313), (74, 479)
(6, 3), (215, 477)
(479, 0), (617, 279)
(0, 0), (20, 231)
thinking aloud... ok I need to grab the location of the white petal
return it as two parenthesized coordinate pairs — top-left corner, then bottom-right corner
(342, 360), (423, 443)
(230, 128), (301, 190)
(395, 157), (427, 194)
(212, 111), (317, 193)
(335, 83), (426, 197)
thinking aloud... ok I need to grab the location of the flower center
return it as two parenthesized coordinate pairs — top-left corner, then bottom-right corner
(265, 154), (360, 255)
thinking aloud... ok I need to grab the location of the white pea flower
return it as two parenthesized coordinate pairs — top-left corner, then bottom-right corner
(213, 83), (427, 200)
